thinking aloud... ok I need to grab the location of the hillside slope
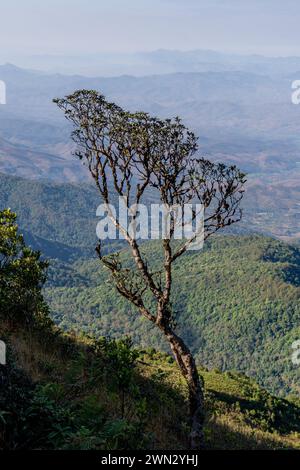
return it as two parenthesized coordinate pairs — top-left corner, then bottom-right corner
(45, 236), (300, 397)
(1, 208), (299, 450)
(1, 319), (300, 450)
(0, 137), (86, 182)
(0, 172), (98, 248)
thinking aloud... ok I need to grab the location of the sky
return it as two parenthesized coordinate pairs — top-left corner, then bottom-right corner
(1, 0), (300, 57)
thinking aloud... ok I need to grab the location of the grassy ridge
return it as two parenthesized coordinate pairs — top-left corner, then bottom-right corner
(1, 318), (300, 450)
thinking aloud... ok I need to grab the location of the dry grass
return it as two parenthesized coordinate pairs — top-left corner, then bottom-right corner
(2, 323), (300, 450)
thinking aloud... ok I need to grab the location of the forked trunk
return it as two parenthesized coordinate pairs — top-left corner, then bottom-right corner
(159, 325), (205, 449)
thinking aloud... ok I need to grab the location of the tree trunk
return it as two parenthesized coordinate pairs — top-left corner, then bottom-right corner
(159, 325), (205, 449)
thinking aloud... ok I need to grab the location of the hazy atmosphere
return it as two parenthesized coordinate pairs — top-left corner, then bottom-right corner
(1, 0), (300, 458)
(1, 0), (300, 57)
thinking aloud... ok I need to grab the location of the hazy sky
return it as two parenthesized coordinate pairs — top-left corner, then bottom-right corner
(1, 0), (300, 56)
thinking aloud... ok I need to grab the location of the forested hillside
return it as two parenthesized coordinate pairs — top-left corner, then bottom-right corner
(1, 168), (299, 256)
(44, 236), (300, 397)
(1, 172), (299, 396)
(0, 173), (98, 248)
(1, 209), (300, 450)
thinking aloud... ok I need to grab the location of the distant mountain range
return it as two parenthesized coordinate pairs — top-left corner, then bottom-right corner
(0, 61), (299, 164)
(4, 49), (300, 76)
(0, 55), (299, 239)
(0, 136), (88, 182)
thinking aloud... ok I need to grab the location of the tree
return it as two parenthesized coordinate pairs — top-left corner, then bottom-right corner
(54, 90), (246, 449)
(0, 209), (49, 328)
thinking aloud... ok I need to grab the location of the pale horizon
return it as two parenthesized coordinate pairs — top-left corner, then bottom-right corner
(2, 0), (300, 58)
